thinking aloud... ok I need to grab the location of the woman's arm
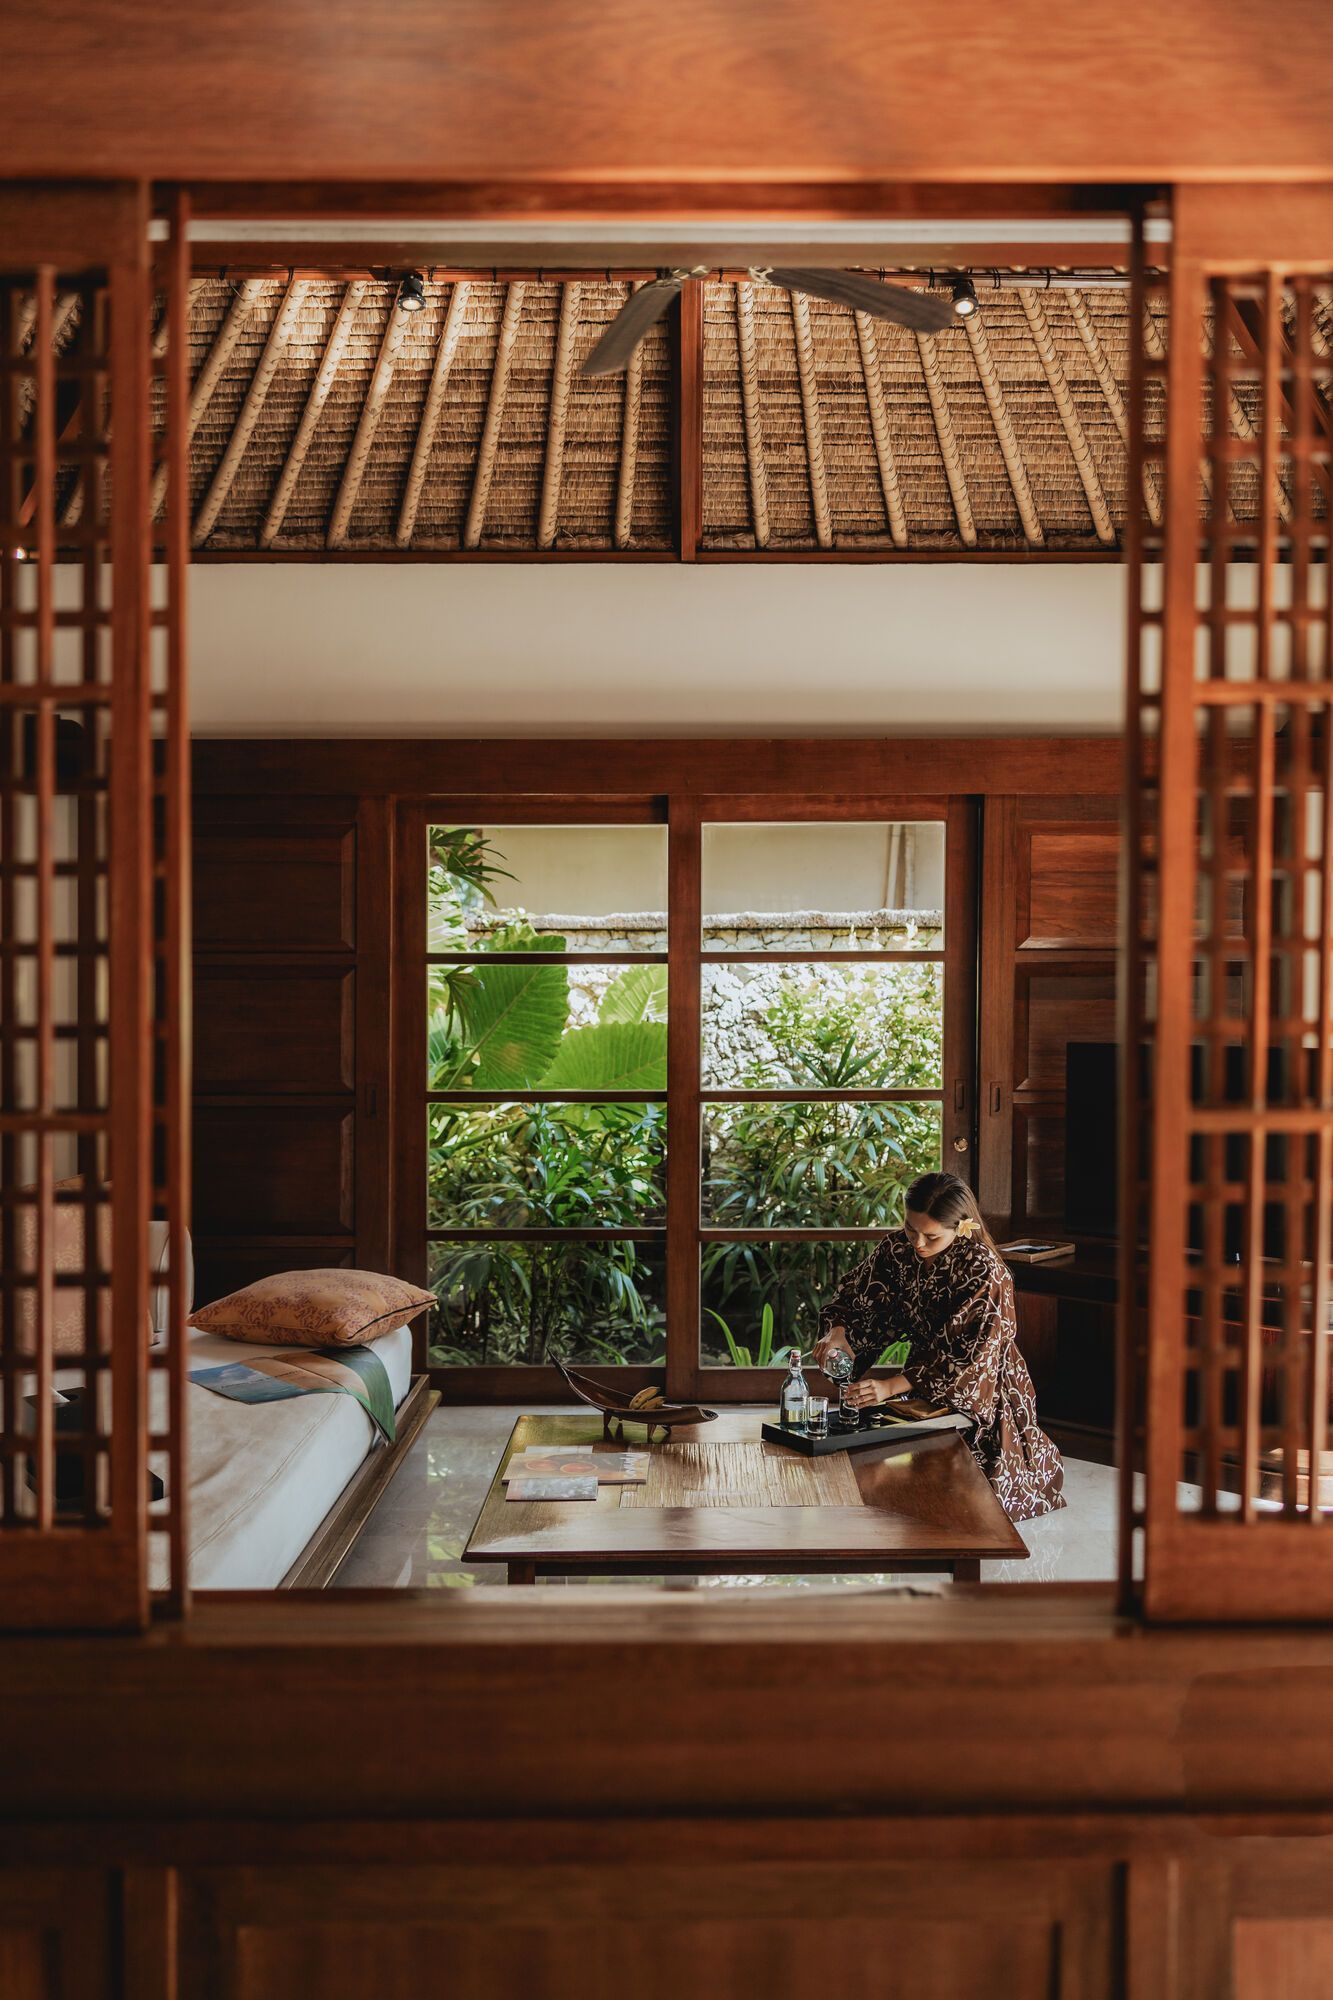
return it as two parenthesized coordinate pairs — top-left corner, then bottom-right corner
(815, 1241), (894, 1358)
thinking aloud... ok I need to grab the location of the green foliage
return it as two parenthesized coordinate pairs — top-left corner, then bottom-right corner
(540, 1021), (669, 1094)
(597, 964), (668, 1025)
(703, 1303), (795, 1371)
(700, 966), (942, 1363)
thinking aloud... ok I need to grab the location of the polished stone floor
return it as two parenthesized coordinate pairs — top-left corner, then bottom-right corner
(332, 1407), (1122, 1590)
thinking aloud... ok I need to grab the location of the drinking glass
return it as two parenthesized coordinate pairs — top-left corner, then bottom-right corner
(804, 1394), (829, 1438)
(822, 1344), (860, 1430)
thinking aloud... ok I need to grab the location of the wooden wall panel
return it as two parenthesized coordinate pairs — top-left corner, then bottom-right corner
(194, 1106), (353, 1236)
(194, 968), (355, 1096)
(1022, 828), (1120, 949)
(0, 1873), (110, 1999)
(980, 794), (1121, 1232)
(194, 825), (355, 952)
(177, 1857), (1116, 2000)
(191, 796), (390, 1306)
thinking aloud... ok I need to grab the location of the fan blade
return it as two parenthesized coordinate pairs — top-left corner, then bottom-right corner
(766, 268), (955, 334)
(580, 278), (683, 375)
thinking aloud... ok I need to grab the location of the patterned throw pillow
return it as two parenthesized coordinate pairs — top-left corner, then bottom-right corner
(190, 1268), (435, 1348)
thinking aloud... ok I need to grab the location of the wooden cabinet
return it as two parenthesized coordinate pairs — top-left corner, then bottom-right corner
(0, 1873), (110, 1999)
(173, 1850), (1116, 2000)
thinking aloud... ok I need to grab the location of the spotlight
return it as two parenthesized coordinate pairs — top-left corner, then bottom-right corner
(398, 272), (427, 314)
(11, 545), (29, 562)
(949, 275), (979, 319)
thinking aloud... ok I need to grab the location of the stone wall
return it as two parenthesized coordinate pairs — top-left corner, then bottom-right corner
(465, 909), (945, 1059)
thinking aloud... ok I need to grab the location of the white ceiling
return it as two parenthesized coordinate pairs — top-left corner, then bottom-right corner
(185, 561), (1127, 737)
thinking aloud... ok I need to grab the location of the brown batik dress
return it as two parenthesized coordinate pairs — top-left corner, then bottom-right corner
(819, 1231), (1065, 1521)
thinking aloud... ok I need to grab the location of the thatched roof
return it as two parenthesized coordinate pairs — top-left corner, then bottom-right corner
(176, 274), (1142, 555)
(26, 271), (1332, 556)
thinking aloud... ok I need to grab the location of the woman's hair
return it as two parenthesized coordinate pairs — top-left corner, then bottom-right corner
(903, 1171), (997, 1251)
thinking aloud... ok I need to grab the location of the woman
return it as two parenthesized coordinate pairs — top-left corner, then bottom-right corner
(814, 1171), (1064, 1522)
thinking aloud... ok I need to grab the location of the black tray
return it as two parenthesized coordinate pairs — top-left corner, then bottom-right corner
(761, 1414), (970, 1457)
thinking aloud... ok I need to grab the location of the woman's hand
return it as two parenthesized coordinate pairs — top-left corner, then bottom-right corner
(843, 1371), (911, 1409)
(813, 1326), (854, 1372)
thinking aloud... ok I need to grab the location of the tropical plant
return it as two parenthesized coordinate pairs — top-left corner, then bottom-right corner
(428, 915), (669, 1364)
(700, 966), (942, 1363)
(704, 1302), (795, 1370)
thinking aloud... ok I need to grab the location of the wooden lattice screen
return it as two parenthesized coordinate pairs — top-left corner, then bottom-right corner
(1123, 187), (1333, 1620)
(0, 184), (190, 1628)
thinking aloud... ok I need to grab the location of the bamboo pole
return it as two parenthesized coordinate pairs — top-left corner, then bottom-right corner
(537, 282), (581, 548)
(261, 280), (367, 547)
(463, 281), (525, 550)
(396, 280), (471, 548)
(193, 277), (304, 546)
(916, 331), (977, 548)
(1020, 288), (1115, 544)
(853, 311), (908, 549)
(790, 290), (831, 549)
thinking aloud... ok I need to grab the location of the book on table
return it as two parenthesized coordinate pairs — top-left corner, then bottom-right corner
(999, 1239), (1076, 1263)
(502, 1449), (650, 1485)
(505, 1475), (600, 1502)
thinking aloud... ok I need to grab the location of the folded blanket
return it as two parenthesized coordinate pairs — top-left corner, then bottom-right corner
(189, 1345), (397, 1445)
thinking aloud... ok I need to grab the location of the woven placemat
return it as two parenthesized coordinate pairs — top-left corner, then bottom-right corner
(618, 1438), (861, 1509)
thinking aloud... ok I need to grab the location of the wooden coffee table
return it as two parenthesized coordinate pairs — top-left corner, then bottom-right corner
(463, 1412), (1027, 1584)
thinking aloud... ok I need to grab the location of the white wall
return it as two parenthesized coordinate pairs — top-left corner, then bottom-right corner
(185, 562), (1127, 737)
(471, 820), (945, 920)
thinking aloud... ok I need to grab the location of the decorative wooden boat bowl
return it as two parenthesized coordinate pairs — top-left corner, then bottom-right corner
(554, 1361), (719, 1441)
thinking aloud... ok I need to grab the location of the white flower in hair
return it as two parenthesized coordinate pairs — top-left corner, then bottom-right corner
(955, 1216), (978, 1238)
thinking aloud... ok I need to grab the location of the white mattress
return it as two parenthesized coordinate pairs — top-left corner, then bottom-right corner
(149, 1326), (415, 1591)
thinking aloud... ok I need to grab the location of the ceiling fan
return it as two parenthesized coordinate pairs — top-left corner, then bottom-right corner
(580, 265), (954, 375)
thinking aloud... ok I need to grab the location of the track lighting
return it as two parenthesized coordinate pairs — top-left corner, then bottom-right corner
(949, 275), (979, 319)
(398, 272), (427, 314)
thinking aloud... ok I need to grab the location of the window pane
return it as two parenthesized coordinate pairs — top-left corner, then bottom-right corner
(703, 1101), (941, 1230)
(701, 822), (944, 951)
(429, 824), (667, 954)
(702, 962), (943, 1089)
(429, 1239), (665, 1368)
(427, 962), (667, 1092)
(700, 1237), (888, 1368)
(429, 1102), (666, 1230)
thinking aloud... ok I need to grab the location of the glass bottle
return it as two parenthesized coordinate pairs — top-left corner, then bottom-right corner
(780, 1350), (808, 1430)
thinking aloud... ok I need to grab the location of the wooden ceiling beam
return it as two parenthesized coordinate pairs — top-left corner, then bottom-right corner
(463, 280), (525, 549)
(613, 285), (643, 551)
(790, 290), (832, 550)
(185, 183), (1139, 224)
(916, 331), (977, 548)
(261, 279), (366, 547)
(328, 290), (409, 547)
(537, 281), (581, 549)
(853, 312), (907, 550)
(149, 276), (263, 521)
(963, 309), (1043, 546)
(396, 279), (471, 548)
(192, 277), (304, 547)
(669, 278), (703, 561)
(735, 282), (770, 550)
(1020, 288), (1115, 545)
